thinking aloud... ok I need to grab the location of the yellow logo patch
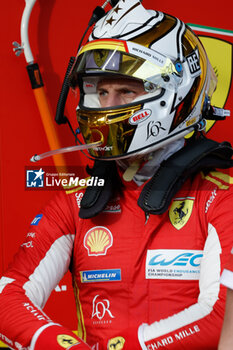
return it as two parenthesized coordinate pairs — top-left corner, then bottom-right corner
(107, 336), (125, 350)
(93, 49), (110, 67)
(57, 334), (80, 348)
(84, 226), (113, 256)
(169, 198), (194, 230)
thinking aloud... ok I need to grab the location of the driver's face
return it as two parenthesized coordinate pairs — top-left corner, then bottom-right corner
(97, 78), (147, 108)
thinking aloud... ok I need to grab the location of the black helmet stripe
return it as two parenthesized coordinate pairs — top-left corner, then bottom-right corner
(177, 20), (186, 62)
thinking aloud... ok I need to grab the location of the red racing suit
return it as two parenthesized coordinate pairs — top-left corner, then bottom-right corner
(221, 245), (233, 290)
(1, 169), (233, 349)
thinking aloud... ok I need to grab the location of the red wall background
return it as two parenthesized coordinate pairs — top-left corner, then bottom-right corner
(1, 0), (233, 345)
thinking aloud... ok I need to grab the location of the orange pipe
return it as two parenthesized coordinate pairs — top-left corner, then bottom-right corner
(33, 86), (67, 171)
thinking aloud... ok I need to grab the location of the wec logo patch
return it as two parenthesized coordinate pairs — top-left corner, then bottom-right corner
(146, 249), (203, 280)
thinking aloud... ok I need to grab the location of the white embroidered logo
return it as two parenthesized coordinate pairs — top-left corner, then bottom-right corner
(91, 295), (115, 320)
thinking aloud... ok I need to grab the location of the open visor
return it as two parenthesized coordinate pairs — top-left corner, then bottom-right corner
(69, 39), (183, 93)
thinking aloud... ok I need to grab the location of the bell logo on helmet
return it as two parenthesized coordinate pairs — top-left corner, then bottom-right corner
(129, 109), (151, 125)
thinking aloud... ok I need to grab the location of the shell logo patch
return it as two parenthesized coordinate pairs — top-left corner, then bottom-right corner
(84, 226), (113, 256)
(57, 334), (79, 348)
(107, 336), (125, 350)
(169, 197), (194, 230)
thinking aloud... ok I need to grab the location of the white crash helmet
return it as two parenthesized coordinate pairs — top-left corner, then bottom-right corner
(69, 0), (217, 160)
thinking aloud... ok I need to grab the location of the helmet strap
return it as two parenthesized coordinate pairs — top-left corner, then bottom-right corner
(79, 160), (121, 219)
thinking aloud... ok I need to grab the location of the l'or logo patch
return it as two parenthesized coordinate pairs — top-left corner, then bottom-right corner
(169, 197), (194, 230)
(57, 334), (79, 348)
(107, 336), (125, 350)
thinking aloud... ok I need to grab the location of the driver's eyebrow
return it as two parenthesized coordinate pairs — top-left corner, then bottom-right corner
(97, 84), (141, 91)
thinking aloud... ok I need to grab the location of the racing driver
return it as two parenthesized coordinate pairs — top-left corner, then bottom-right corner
(1, 0), (233, 349)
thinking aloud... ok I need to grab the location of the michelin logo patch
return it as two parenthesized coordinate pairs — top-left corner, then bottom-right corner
(146, 249), (203, 280)
(80, 269), (121, 283)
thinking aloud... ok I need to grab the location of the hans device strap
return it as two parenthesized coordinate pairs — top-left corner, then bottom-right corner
(138, 137), (233, 215)
(79, 160), (121, 219)
(79, 137), (233, 218)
